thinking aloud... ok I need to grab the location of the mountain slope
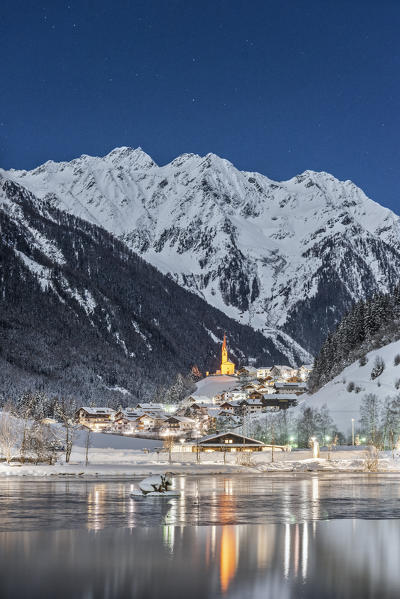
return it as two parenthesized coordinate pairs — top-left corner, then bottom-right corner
(6, 147), (400, 354)
(298, 339), (400, 434)
(0, 175), (308, 404)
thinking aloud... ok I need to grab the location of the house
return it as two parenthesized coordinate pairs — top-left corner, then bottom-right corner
(237, 366), (258, 377)
(247, 390), (263, 400)
(134, 413), (166, 431)
(228, 389), (247, 401)
(75, 407), (116, 431)
(160, 416), (196, 435)
(217, 411), (241, 428)
(219, 401), (237, 414)
(114, 409), (144, 433)
(186, 402), (214, 417)
(187, 431), (268, 452)
(256, 385), (276, 395)
(114, 407), (142, 420)
(269, 365), (297, 380)
(274, 382), (307, 395)
(256, 367), (272, 379)
(262, 394), (298, 410)
(240, 398), (264, 414)
(299, 364), (313, 381)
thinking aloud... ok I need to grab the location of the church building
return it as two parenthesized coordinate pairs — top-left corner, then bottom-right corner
(217, 334), (235, 375)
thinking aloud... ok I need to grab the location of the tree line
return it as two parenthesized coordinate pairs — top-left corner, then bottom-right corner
(309, 286), (400, 392)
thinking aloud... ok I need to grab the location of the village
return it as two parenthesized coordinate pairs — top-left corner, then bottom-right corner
(75, 335), (312, 454)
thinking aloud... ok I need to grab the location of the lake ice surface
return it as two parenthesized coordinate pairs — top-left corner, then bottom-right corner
(0, 474), (399, 598)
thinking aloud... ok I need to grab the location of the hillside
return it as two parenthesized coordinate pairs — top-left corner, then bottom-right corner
(6, 147), (400, 354)
(0, 174), (307, 404)
(298, 339), (400, 433)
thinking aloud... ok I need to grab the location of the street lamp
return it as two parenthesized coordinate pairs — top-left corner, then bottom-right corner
(351, 418), (355, 446)
(310, 436), (320, 458)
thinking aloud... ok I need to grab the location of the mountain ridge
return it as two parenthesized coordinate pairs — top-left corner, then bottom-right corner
(0, 173), (310, 403)
(5, 147), (400, 354)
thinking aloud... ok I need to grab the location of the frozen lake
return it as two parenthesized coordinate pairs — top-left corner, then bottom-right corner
(0, 474), (400, 598)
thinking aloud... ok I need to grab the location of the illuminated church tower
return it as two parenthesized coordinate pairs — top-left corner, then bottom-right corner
(220, 333), (235, 375)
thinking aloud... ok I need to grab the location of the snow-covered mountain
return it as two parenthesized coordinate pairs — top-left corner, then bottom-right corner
(6, 147), (400, 354)
(0, 173), (311, 403)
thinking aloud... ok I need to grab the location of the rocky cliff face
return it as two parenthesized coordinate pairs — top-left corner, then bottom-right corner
(6, 147), (400, 354)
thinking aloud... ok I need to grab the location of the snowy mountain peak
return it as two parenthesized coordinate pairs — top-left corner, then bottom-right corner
(104, 146), (157, 169)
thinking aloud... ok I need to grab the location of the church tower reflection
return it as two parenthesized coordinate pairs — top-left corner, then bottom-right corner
(219, 527), (237, 594)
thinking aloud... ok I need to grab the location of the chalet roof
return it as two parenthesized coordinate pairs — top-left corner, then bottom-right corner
(116, 408), (143, 416)
(78, 407), (116, 415)
(198, 430), (264, 445)
(164, 415), (195, 424)
(218, 410), (239, 418)
(135, 413), (165, 421)
(243, 398), (264, 406)
(274, 382), (307, 388)
(220, 400), (241, 407)
(115, 410), (144, 420)
(263, 394), (298, 401)
(136, 403), (164, 410)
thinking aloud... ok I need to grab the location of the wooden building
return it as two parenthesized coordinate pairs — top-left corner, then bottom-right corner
(75, 407), (116, 431)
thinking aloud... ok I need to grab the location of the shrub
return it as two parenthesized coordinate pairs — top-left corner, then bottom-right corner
(347, 381), (355, 393)
(354, 386), (362, 394)
(371, 356), (385, 380)
(395, 379), (400, 390)
(394, 354), (400, 366)
(359, 355), (368, 367)
(363, 447), (380, 472)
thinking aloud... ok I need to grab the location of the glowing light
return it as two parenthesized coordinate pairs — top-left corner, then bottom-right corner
(220, 527), (237, 594)
(284, 523), (290, 578)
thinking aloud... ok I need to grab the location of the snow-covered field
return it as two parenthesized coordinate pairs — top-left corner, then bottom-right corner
(298, 339), (400, 433)
(1, 428), (400, 476)
(192, 375), (238, 401)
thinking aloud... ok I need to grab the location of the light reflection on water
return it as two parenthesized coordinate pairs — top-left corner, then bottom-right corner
(0, 474), (400, 598)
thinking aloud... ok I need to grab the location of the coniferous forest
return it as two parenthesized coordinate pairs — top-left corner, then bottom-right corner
(309, 286), (400, 392)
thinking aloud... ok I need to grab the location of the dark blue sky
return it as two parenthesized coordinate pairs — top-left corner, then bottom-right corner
(2, 0), (400, 211)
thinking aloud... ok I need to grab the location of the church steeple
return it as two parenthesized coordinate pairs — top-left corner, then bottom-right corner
(221, 333), (228, 364)
(220, 333), (235, 375)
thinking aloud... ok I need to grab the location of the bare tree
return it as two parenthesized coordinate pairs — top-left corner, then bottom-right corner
(84, 427), (92, 467)
(163, 433), (174, 464)
(54, 398), (78, 463)
(0, 407), (23, 463)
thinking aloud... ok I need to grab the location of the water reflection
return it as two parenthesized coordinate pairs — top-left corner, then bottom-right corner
(1, 521), (400, 598)
(1, 475), (400, 597)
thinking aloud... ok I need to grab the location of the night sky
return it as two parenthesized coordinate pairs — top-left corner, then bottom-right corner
(2, 0), (400, 211)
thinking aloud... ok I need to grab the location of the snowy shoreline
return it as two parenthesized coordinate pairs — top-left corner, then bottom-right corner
(2, 455), (400, 477)
(2, 429), (400, 478)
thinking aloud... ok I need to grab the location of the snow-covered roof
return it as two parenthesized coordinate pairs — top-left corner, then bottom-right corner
(206, 408), (220, 417)
(275, 382), (307, 388)
(79, 407), (116, 415)
(164, 415), (195, 424)
(263, 394), (298, 401)
(243, 398), (264, 406)
(197, 430), (264, 445)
